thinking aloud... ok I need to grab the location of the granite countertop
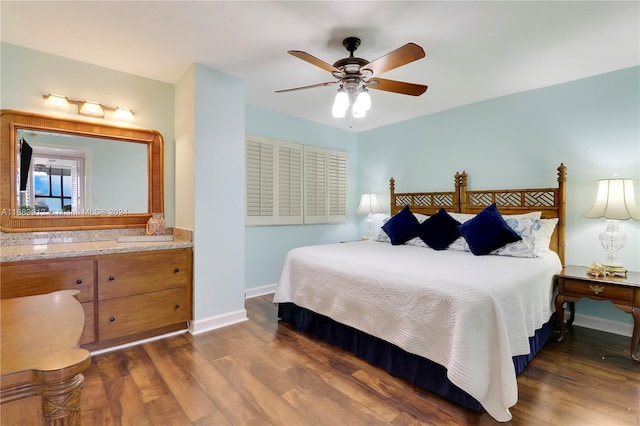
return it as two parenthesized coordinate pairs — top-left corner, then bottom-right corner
(0, 228), (193, 262)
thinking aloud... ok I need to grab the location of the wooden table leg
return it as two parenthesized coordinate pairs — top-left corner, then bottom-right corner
(567, 302), (575, 328)
(555, 293), (566, 342)
(631, 308), (640, 363)
(41, 373), (85, 426)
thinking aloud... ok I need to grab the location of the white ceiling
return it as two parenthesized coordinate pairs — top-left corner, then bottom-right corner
(1, 1), (638, 132)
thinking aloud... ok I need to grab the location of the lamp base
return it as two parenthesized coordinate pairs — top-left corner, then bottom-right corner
(364, 213), (377, 240)
(598, 219), (626, 270)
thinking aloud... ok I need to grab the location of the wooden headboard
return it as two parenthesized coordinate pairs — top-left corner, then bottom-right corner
(389, 171), (466, 216)
(390, 164), (566, 265)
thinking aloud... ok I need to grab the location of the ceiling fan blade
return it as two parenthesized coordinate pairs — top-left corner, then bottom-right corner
(288, 50), (343, 75)
(275, 81), (337, 93)
(361, 43), (425, 76)
(366, 78), (428, 96)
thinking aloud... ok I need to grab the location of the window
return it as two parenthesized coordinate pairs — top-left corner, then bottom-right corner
(34, 163), (73, 212)
(24, 148), (85, 213)
(246, 135), (346, 226)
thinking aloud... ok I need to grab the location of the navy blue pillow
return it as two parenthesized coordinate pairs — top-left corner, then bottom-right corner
(418, 208), (461, 250)
(381, 205), (419, 245)
(458, 204), (522, 255)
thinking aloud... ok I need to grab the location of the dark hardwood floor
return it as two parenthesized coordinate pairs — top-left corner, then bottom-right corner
(82, 295), (640, 425)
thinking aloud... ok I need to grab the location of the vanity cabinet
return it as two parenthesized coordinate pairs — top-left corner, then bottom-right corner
(0, 247), (192, 350)
(96, 249), (192, 342)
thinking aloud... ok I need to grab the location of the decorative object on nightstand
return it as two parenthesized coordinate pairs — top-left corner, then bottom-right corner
(583, 177), (640, 276)
(356, 191), (384, 240)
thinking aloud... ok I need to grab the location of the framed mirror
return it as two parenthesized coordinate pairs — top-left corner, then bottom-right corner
(1, 110), (164, 232)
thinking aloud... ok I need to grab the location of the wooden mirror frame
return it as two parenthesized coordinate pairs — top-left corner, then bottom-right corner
(1, 110), (164, 232)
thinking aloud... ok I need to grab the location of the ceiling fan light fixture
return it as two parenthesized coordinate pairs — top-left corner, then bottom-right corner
(332, 102), (347, 118)
(355, 88), (371, 111)
(352, 103), (366, 118)
(332, 87), (349, 118)
(333, 88), (349, 110)
(277, 38), (427, 124)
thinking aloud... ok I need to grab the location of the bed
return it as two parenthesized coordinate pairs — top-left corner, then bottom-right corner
(274, 164), (567, 422)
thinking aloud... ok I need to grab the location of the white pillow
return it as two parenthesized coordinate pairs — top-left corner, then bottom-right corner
(413, 213), (430, 223)
(376, 212), (430, 244)
(448, 212), (476, 223)
(493, 216), (538, 258)
(535, 218), (559, 251)
(448, 211), (542, 257)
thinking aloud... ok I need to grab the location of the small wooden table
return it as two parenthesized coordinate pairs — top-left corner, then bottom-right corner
(1, 290), (91, 425)
(555, 265), (640, 362)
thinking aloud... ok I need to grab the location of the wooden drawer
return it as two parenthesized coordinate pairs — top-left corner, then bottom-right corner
(0, 258), (95, 302)
(97, 287), (190, 341)
(97, 249), (190, 300)
(564, 279), (634, 304)
(80, 301), (96, 345)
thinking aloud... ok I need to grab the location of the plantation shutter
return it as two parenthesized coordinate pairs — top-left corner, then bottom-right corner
(275, 142), (303, 223)
(246, 136), (303, 225)
(70, 160), (79, 212)
(303, 146), (327, 224)
(246, 138), (274, 225)
(327, 150), (347, 222)
(246, 135), (346, 226)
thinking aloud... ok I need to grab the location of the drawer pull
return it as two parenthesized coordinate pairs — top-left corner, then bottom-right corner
(109, 276), (115, 281)
(174, 268), (180, 273)
(174, 304), (181, 309)
(76, 279), (83, 285)
(589, 284), (605, 295)
(109, 316), (116, 322)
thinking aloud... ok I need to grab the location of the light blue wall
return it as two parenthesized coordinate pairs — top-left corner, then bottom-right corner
(190, 65), (246, 321)
(244, 105), (359, 288)
(356, 66), (640, 325)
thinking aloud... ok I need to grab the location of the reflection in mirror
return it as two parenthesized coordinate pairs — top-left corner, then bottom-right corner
(17, 129), (148, 214)
(1, 110), (164, 232)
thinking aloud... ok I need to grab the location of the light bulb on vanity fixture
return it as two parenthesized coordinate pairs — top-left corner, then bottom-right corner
(583, 176), (640, 275)
(79, 101), (105, 118)
(42, 93), (135, 122)
(356, 191), (384, 240)
(43, 93), (71, 110)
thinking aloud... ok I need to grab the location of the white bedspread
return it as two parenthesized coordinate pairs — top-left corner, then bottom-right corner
(273, 241), (562, 422)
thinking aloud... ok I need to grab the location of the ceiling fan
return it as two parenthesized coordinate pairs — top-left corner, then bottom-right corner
(275, 37), (428, 118)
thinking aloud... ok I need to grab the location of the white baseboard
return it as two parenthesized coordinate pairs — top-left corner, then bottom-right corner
(565, 311), (633, 337)
(189, 309), (248, 335)
(245, 283), (277, 299)
(90, 329), (188, 356)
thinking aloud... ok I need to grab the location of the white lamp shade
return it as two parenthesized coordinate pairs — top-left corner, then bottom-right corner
(583, 178), (640, 220)
(355, 192), (384, 215)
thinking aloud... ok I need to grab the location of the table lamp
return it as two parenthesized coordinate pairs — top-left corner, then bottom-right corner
(583, 178), (640, 274)
(356, 192), (384, 240)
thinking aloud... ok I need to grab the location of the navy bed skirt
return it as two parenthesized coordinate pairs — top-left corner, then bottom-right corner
(277, 302), (557, 412)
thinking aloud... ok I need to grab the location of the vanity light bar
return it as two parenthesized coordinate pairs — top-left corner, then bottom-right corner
(42, 94), (135, 122)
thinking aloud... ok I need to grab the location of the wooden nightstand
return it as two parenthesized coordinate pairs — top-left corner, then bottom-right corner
(555, 265), (640, 362)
